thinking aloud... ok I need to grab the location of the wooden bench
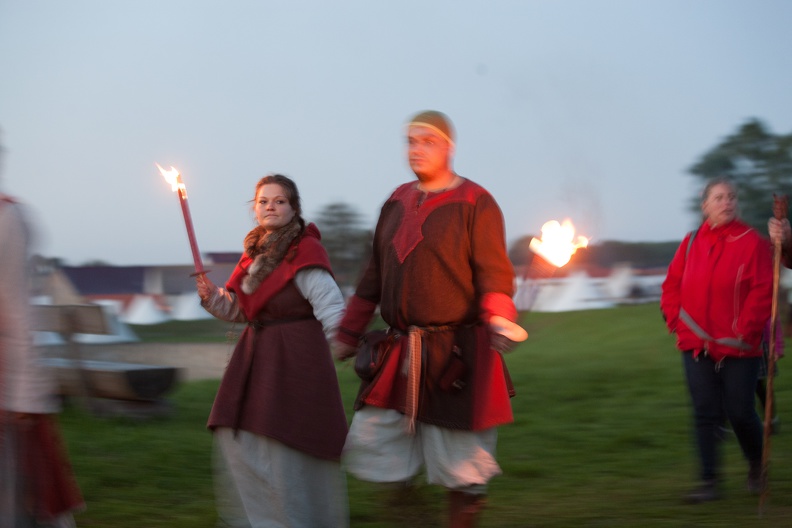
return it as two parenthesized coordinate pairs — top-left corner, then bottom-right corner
(33, 304), (181, 416)
(41, 358), (180, 401)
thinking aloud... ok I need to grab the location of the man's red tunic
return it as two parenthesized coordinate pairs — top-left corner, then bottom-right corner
(338, 179), (518, 430)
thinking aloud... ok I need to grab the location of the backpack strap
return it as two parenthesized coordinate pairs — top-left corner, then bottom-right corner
(685, 228), (698, 259)
(681, 228), (698, 277)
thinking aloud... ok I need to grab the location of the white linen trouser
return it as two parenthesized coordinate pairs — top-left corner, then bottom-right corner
(343, 407), (501, 494)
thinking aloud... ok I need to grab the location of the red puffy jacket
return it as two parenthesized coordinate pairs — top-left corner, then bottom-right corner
(661, 219), (773, 362)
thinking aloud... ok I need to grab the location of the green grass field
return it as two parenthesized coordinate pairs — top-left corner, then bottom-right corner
(59, 303), (792, 527)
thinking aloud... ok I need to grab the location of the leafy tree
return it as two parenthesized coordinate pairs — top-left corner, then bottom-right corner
(313, 202), (372, 293)
(574, 240), (680, 269)
(688, 119), (792, 230)
(80, 259), (114, 266)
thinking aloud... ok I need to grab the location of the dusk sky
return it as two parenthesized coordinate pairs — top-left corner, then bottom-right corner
(2, 0), (792, 266)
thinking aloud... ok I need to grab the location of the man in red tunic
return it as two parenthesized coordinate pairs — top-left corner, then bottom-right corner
(334, 110), (526, 527)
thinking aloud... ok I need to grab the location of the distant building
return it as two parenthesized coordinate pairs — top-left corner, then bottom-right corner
(54, 255), (240, 324)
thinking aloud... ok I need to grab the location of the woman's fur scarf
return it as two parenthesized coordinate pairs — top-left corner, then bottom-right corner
(240, 217), (303, 295)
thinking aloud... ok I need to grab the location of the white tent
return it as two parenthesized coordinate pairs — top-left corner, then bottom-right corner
(631, 274), (665, 301)
(513, 277), (540, 312)
(517, 271), (614, 313)
(170, 292), (214, 321)
(121, 295), (171, 325)
(781, 267), (792, 294)
(74, 299), (139, 343)
(602, 263), (634, 300)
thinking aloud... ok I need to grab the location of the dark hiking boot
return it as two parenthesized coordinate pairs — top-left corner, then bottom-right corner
(683, 480), (720, 504)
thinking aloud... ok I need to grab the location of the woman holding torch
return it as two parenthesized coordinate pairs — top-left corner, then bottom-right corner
(661, 177), (772, 504)
(196, 174), (348, 527)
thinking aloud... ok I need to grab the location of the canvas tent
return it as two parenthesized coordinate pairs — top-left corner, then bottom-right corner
(515, 271), (614, 313)
(120, 295), (170, 325)
(169, 292), (214, 321)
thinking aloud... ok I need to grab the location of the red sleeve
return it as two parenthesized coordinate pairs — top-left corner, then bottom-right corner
(470, 192), (517, 322)
(660, 235), (689, 333)
(481, 292), (518, 323)
(336, 212), (386, 344)
(336, 294), (377, 346)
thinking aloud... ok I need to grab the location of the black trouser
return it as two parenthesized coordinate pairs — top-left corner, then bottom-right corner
(682, 351), (763, 481)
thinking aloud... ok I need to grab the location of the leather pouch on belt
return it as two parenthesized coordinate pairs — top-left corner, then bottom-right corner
(438, 345), (467, 391)
(354, 329), (392, 381)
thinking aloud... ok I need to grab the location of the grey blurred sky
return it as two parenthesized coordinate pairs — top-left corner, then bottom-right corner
(2, 0), (792, 266)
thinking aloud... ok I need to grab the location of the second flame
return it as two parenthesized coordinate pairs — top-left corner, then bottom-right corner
(529, 219), (589, 268)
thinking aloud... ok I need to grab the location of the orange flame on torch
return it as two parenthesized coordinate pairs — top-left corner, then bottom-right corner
(529, 219), (589, 268)
(156, 163), (206, 275)
(156, 163), (186, 194)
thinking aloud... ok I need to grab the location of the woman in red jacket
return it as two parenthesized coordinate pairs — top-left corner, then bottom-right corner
(661, 177), (772, 504)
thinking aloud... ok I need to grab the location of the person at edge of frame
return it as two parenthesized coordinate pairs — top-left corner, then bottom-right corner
(0, 135), (84, 528)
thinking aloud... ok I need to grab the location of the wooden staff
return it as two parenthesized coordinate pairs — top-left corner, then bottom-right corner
(759, 193), (788, 513)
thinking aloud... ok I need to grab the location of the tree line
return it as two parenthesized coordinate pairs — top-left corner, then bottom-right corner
(63, 118), (789, 288)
